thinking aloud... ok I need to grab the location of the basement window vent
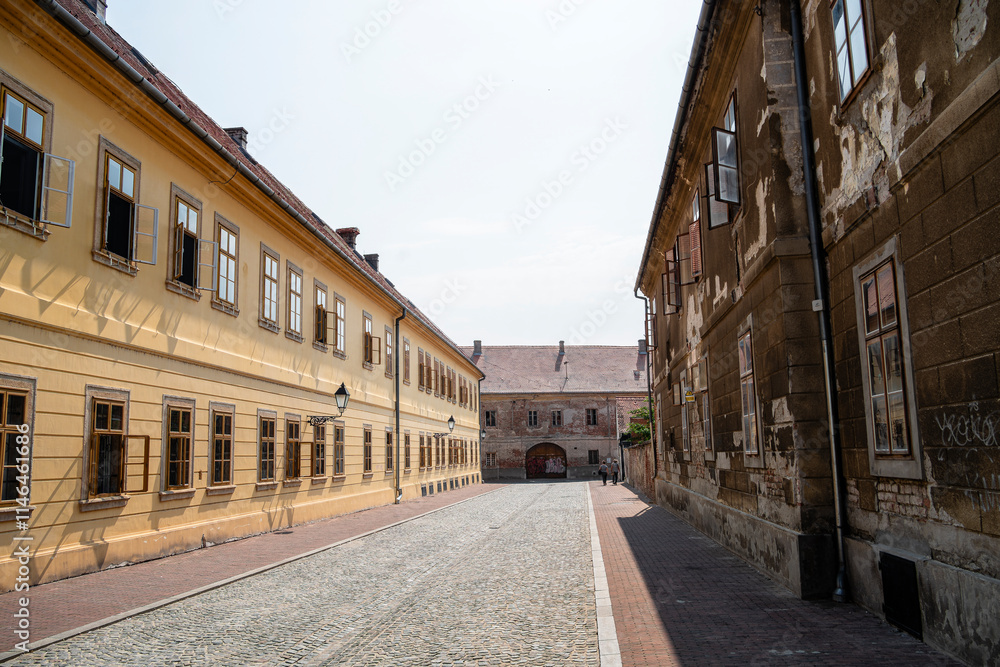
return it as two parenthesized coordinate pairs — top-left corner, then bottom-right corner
(880, 552), (923, 640)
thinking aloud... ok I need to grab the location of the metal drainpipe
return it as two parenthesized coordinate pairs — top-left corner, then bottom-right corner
(394, 308), (406, 503)
(789, 0), (849, 602)
(634, 290), (656, 477)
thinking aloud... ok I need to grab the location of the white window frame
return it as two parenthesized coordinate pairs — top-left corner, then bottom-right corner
(853, 237), (922, 479)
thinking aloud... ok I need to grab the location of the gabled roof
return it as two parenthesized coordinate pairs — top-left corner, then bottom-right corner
(461, 345), (648, 395)
(37, 0), (479, 376)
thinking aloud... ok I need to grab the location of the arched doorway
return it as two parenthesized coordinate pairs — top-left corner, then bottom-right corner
(525, 443), (567, 479)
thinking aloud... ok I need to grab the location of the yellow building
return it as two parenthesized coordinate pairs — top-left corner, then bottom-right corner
(0, 0), (483, 588)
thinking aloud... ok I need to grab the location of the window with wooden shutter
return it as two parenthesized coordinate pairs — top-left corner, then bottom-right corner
(690, 191), (703, 279)
(663, 247), (681, 314)
(676, 232), (694, 286)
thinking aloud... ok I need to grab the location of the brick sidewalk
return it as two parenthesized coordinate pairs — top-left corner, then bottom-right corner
(1, 483), (503, 652)
(589, 481), (961, 667)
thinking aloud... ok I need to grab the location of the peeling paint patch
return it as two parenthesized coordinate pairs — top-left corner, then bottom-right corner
(953, 0), (989, 62)
(746, 178), (771, 259)
(823, 33), (933, 236)
(712, 276), (729, 307)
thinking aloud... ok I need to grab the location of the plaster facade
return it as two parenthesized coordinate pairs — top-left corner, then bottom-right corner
(0, 0), (482, 588)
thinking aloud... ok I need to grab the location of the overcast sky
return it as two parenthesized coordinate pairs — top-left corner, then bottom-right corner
(107, 1), (700, 347)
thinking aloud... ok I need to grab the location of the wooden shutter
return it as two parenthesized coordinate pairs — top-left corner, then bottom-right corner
(125, 434), (150, 493)
(690, 220), (703, 279)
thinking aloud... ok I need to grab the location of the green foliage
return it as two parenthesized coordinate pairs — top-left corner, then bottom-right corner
(625, 400), (653, 443)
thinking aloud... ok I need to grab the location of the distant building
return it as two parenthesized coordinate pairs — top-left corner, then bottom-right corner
(635, 1), (999, 663)
(464, 341), (648, 479)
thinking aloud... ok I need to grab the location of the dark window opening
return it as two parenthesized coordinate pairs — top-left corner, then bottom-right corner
(177, 231), (197, 286)
(0, 135), (40, 218)
(105, 191), (134, 260)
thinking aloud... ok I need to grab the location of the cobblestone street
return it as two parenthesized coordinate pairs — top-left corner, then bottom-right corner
(2, 481), (962, 666)
(5, 484), (599, 666)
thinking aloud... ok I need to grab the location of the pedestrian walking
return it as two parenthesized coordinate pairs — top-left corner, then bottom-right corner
(611, 459), (620, 485)
(598, 461), (609, 485)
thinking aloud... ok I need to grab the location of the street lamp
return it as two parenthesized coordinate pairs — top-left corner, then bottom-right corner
(308, 383), (351, 427)
(432, 415), (455, 438)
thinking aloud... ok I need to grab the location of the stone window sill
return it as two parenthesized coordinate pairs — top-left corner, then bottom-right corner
(159, 488), (196, 501)
(92, 250), (137, 276)
(79, 496), (129, 511)
(2, 208), (49, 240)
(313, 341), (328, 353)
(206, 484), (236, 496)
(165, 280), (201, 301)
(0, 505), (36, 521)
(283, 479), (303, 488)
(258, 318), (279, 334)
(285, 331), (303, 344)
(255, 481), (278, 491)
(211, 300), (239, 318)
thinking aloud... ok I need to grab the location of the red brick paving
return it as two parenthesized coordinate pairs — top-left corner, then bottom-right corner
(0, 483), (502, 649)
(589, 481), (961, 667)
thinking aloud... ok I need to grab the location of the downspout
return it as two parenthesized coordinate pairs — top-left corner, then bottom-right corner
(634, 290), (656, 477)
(394, 308), (407, 503)
(789, 0), (849, 603)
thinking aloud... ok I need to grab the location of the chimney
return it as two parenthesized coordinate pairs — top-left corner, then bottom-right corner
(638, 339), (647, 355)
(364, 253), (379, 272)
(224, 127), (248, 149)
(558, 340), (565, 356)
(336, 227), (360, 250)
(473, 340), (482, 356)
(90, 0), (108, 23)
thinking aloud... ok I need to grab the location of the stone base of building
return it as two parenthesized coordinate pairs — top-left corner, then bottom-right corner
(845, 536), (1000, 665)
(654, 478), (835, 599)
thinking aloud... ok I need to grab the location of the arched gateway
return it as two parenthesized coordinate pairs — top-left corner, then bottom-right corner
(525, 443), (567, 479)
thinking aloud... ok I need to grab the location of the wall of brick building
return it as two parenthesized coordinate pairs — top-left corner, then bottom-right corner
(642, 0), (836, 600)
(805, 0), (1000, 661)
(480, 394), (636, 479)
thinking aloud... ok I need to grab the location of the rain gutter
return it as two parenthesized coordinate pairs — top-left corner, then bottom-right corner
(635, 0), (719, 294)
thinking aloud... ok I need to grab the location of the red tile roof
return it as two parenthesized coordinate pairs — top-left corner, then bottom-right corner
(461, 345), (648, 395)
(40, 0), (477, 374)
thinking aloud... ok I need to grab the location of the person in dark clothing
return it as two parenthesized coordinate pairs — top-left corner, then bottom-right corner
(611, 459), (620, 485)
(598, 461), (609, 485)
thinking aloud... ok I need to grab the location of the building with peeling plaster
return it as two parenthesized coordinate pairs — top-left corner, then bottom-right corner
(464, 341), (648, 480)
(635, 1), (999, 663)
